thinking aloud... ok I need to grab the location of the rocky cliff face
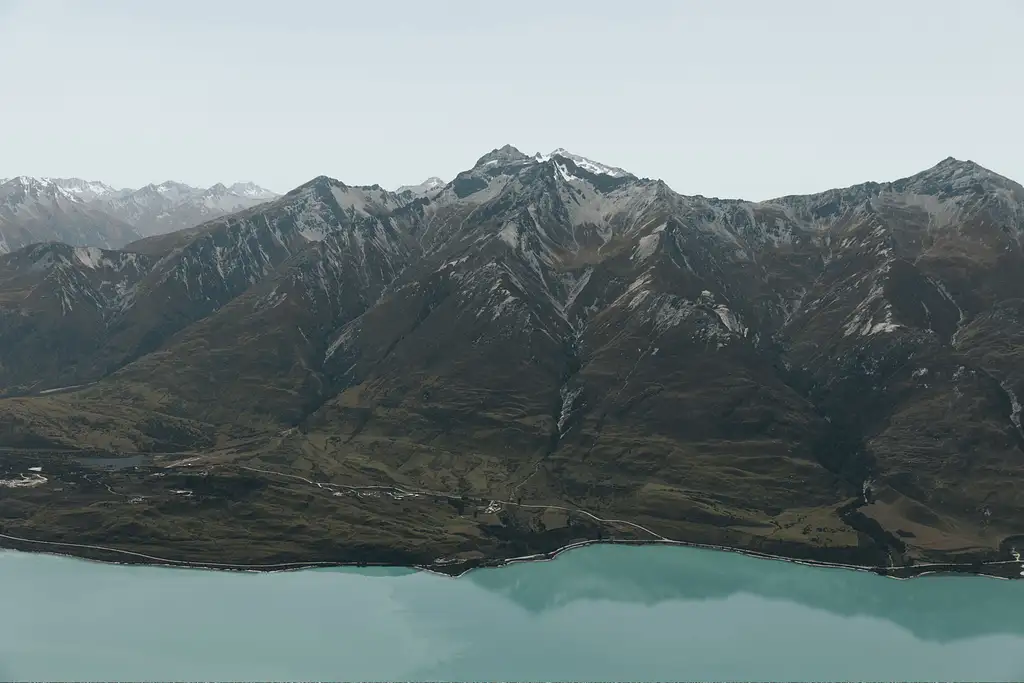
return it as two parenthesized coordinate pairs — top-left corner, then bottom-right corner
(1, 148), (1022, 567)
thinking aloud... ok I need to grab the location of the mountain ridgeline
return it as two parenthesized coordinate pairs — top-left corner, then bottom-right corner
(0, 176), (279, 254)
(1, 146), (1023, 572)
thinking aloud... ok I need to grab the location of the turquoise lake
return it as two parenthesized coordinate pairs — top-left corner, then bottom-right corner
(2, 544), (1023, 681)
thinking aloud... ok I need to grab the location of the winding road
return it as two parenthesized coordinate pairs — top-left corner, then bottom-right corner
(1, 461), (1021, 578)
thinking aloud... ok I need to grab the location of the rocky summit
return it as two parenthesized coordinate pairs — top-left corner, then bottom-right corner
(1, 147), (1023, 576)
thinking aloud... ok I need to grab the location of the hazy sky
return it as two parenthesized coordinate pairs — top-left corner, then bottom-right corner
(1, 0), (1021, 200)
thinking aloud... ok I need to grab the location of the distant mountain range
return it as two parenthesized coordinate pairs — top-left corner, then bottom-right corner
(1, 146), (1023, 576)
(0, 176), (280, 253)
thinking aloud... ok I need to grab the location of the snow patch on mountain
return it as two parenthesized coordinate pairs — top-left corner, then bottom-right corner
(2, 176), (77, 203)
(553, 161), (579, 184)
(229, 182), (278, 200)
(324, 320), (361, 362)
(397, 177), (446, 197)
(557, 384), (583, 435)
(489, 288), (520, 321)
(52, 178), (122, 202)
(1, 243), (151, 316)
(842, 269), (903, 338)
(0, 177), (142, 253)
(538, 149), (632, 178)
(1001, 379), (1023, 439)
(92, 180), (280, 238)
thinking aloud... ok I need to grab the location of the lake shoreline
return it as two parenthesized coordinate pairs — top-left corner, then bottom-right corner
(2, 529), (1021, 581)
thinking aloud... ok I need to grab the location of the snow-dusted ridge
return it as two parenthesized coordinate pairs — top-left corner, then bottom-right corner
(397, 177), (446, 197)
(91, 179), (281, 238)
(0, 177), (143, 253)
(229, 182), (279, 200)
(0, 175), (283, 251)
(535, 148), (633, 178)
(4, 149), (1024, 575)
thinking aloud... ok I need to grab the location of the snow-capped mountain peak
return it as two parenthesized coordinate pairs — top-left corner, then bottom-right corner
(535, 148), (633, 178)
(0, 176), (79, 203)
(0, 177), (141, 254)
(98, 181), (281, 237)
(4, 175), (52, 189)
(0, 172), (282, 245)
(145, 181), (197, 202)
(196, 182), (280, 212)
(229, 182), (278, 200)
(51, 178), (122, 202)
(396, 176), (446, 197)
(0, 175), (117, 202)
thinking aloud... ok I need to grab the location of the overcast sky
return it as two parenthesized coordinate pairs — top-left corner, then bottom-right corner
(1, 0), (1020, 200)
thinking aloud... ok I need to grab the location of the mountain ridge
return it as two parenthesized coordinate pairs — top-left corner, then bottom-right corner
(0, 176), (280, 253)
(1, 148), (1022, 578)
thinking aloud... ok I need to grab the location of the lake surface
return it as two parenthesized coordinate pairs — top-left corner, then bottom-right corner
(2, 544), (1023, 682)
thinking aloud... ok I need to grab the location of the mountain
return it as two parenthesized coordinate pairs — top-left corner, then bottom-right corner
(0, 175), (280, 250)
(94, 180), (280, 237)
(228, 181), (280, 200)
(1, 147), (1023, 576)
(0, 177), (142, 254)
(0, 242), (153, 390)
(534, 148), (633, 178)
(50, 178), (127, 202)
(396, 177), (446, 198)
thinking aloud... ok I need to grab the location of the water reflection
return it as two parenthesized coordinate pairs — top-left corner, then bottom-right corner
(1, 545), (1022, 682)
(464, 544), (1024, 642)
